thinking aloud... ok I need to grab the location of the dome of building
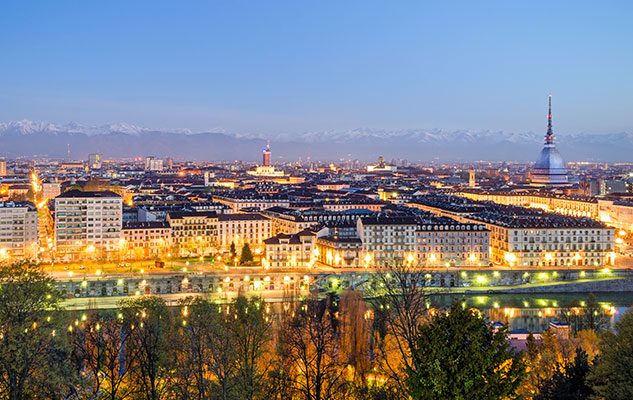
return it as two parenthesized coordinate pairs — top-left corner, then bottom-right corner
(534, 146), (566, 172)
(530, 96), (569, 187)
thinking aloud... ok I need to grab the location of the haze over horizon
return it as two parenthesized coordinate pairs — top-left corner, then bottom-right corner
(2, 1), (633, 137)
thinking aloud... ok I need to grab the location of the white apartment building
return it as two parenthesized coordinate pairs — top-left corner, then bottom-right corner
(217, 213), (272, 252)
(122, 221), (172, 259)
(409, 197), (615, 267)
(356, 215), (417, 267)
(0, 201), (38, 260)
(263, 229), (316, 268)
(167, 211), (217, 256)
(54, 190), (122, 261)
(144, 156), (164, 172)
(416, 222), (490, 267)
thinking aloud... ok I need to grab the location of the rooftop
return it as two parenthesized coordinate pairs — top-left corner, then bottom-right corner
(57, 189), (121, 199)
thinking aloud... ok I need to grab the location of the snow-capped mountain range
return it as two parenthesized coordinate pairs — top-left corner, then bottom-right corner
(0, 120), (630, 162)
(0, 120), (192, 136)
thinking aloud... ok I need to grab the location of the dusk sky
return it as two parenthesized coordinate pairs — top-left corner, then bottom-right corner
(1, 1), (632, 136)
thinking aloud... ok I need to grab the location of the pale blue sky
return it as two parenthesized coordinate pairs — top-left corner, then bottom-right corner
(1, 1), (632, 136)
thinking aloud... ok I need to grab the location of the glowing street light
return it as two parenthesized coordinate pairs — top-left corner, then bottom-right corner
(504, 252), (517, 267)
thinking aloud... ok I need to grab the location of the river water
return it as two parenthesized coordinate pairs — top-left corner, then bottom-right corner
(431, 292), (633, 333)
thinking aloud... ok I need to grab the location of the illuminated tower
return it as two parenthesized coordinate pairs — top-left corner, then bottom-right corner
(468, 166), (476, 188)
(530, 95), (569, 186)
(262, 142), (271, 166)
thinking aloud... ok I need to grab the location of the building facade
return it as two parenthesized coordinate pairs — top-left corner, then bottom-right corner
(416, 222), (490, 267)
(0, 201), (38, 260)
(167, 211), (218, 256)
(263, 229), (316, 268)
(122, 221), (172, 259)
(356, 215), (417, 267)
(54, 190), (123, 261)
(409, 196), (615, 267)
(217, 213), (271, 253)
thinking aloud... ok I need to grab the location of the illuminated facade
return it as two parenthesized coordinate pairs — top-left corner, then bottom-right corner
(263, 229), (316, 268)
(0, 201), (38, 260)
(458, 190), (633, 232)
(54, 190), (123, 261)
(315, 236), (362, 268)
(356, 215), (417, 267)
(409, 196), (615, 267)
(416, 223), (489, 267)
(42, 182), (62, 201)
(367, 156), (397, 173)
(212, 194), (290, 212)
(121, 221), (172, 259)
(166, 211), (217, 256)
(217, 213), (271, 252)
(247, 143), (287, 178)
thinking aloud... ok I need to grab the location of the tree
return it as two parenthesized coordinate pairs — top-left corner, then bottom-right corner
(120, 296), (174, 400)
(535, 347), (593, 400)
(406, 302), (524, 400)
(230, 296), (272, 400)
(69, 310), (137, 400)
(519, 329), (565, 398)
(368, 263), (431, 396)
(230, 242), (237, 260)
(265, 299), (296, 400)
(172, 296), (237, 400)
(589, 309), (633, 399)
(338, 289), (372, 382)
(284, 294), (345, 400)
(0, 262), (76, 400)
(559, 293), (610, 332)
(240, 243), (254, 265)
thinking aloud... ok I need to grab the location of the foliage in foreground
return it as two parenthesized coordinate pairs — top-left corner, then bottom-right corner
(2, 262), (633, 400)
(407, 303), (525, 400)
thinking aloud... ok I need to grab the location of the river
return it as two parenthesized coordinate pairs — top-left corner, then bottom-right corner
(431, 292), (633, 333)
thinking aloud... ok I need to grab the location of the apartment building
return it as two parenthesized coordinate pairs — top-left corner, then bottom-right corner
(263, 229), (316, 268)
(457, 189), (633, 232)
(122, 221), (172, 259)
(0, 201), (38, 260)
(356, 215), (417, 267)
(167, 211), (218, 256)
(315, 236), (362, 268)
(212, 193), (290, 212)
(416, 222), (490, 267)
(54, 190), (122, 261)
(217, 213), (271, 252)
(322, 197), (385, 212)
(409, 196), (614, 267)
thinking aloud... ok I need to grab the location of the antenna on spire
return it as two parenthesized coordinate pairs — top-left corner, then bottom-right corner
(545, 94), (554, 144)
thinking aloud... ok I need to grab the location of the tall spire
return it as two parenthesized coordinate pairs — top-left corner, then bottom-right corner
(545, 94), (554, 144)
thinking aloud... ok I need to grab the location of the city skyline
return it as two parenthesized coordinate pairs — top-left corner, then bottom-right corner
(3, 3), (633, 399)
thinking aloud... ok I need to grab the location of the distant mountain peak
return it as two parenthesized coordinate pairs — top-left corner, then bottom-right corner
(0, 120), (630, 162)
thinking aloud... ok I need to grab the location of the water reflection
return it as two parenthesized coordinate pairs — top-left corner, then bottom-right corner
(431, 292), (633, 333)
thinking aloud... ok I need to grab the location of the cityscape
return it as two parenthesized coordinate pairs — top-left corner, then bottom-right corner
(2, 2), (633, 399)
